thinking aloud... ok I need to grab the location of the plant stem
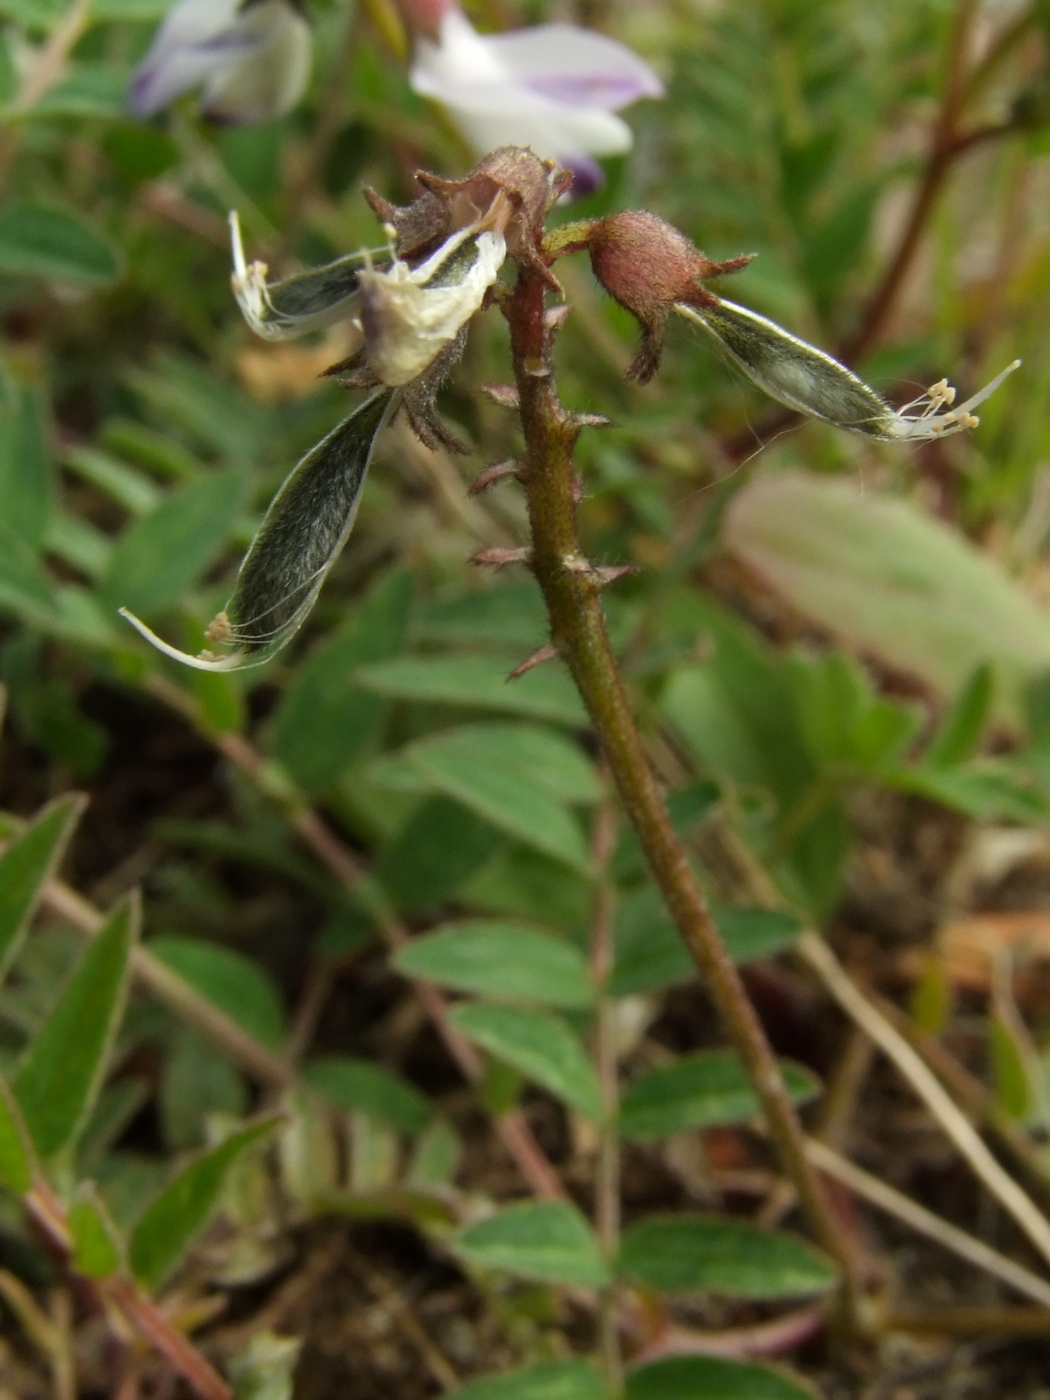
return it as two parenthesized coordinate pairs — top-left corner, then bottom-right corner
(590, 802), (622, 1393)
(505, 261), (859, 1312)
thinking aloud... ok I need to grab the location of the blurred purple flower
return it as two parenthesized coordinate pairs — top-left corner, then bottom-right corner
(128, 0), (311, 125)
(407, 4), (663, 193)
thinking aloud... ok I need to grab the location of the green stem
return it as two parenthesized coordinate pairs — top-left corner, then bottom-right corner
(505, 261), (860, 1314)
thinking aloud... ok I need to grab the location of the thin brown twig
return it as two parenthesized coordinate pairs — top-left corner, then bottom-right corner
(23, 1183), (233, 1400)
(842, 0), (979, 363)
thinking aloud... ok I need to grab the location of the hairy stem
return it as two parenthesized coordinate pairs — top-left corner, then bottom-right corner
(505, 261), (858, 1308)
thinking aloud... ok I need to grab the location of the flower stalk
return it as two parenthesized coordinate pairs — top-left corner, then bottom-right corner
(504, 251), (861, 1317)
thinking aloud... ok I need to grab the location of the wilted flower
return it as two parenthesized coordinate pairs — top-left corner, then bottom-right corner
(129, 0), (311, 125)
(406, 1), (663, 193)
(678, 299), (1022, 442)
(120, 154), (554, 672)
(358, 202), (509, 386)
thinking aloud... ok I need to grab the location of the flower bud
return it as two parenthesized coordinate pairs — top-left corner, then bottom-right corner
(587, 210), (751, 382)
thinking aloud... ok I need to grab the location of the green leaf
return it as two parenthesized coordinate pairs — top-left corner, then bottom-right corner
(0, 795), (84, 984)
(0, 386), (53, 549)
(30, 63), (127, 118)
(0, 0), (65, 27)
(160, 1026), (247, 1151)
(90, 0), (175, 16)
(0, 204), (119, 285)
(354, 655), (586, 727)
(417, 583), (549, 651)
(626, 1356), (817, 1400)
(378, 798), (504, 913)
(129, 1117), (279, 1289)
(889, 762), (1049, 822)
(619, 1052), (819, 1141)
(149, 936), (285, 1049)
(724, 472), (1050, 731)
(394, 922), (593, 1009)
(612, 891), (801, 997)
(449, 1002), (601, 1119)
(618, 1216), (837, 1298)
(926, 664), (994, 767)
(455, 1200), (609, 1286)
(450, 1361), (607, 1400)
(101, 469), (245, 617)
(379, 724), (595, 873)
(0, 519), (58, 624)
(69, 1188), (124, 1279)
(0, 1076), (34, 1194)
(272, 570), (413, 791)
(303, 1056), (432, 1136)
(14, 897), (136, 1159)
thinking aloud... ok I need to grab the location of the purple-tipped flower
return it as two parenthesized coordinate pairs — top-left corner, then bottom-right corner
(128, 0), (311, 125)
(406, 3), (663, 193)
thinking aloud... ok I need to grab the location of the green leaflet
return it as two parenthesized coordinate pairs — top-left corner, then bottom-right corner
(450, 1002), (601, 1119)
(618, 1215), (837, 1298)
(0, 795), (84, 984)
(456, 1201), (609, 1287)
(303, 1056), (432, 1136)
(626, 1356), (818, 1400)
(394, 921), (593, 1009)
(129, 1117), (280, 1288)
(619, 1052), (819, 1141)
(14, 898), (137, 1159)
(0, 203), (120, 285)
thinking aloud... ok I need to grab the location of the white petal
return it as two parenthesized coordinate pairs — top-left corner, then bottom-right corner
(410, 8), (639, 161)
(482, 23), (663, 108)
(360, 228), (506, 386)
(128, 0), (246, 114)
(201, 0), (311, 123)
(445, 103), (632, 161)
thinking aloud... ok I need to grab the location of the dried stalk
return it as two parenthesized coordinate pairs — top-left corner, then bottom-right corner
(799, 931), (1050, 1270)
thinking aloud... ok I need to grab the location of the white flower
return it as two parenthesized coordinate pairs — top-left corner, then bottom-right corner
(678, 299), (1021, 442)
(409, 6), (663, 193)
(358, 209), (508, 386)
(129, 0), (311, 125)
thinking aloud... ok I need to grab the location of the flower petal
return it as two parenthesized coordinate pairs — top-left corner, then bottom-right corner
(128, 0), (247, 115)
(128, 0), (310, 124)
(482, 23), (664, 109)
(410, 8), (643, 164)
(200, 0), (312, 124)
(360, 224), (506, 386)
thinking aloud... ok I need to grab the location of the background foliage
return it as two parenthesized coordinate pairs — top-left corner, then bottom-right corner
(0, 0), (1050, 1396)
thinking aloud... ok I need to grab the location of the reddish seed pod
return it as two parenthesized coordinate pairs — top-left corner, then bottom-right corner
(588, 210), (752, 383)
